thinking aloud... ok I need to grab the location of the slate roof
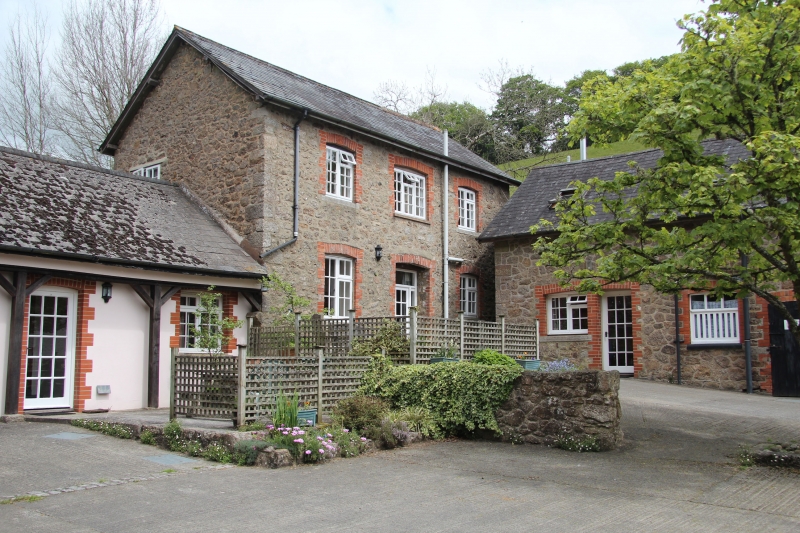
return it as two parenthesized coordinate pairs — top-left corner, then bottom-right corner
(479, 139), (751, 242)
(100, 27), (516, 186)
(0, 146), (265, 278)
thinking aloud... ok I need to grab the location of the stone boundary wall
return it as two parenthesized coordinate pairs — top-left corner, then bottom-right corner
(495, 370), (622, 450)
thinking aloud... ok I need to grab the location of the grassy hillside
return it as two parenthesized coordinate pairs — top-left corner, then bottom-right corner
(500, 139), (649, 182)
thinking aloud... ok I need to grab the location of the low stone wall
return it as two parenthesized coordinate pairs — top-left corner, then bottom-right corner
(495, 370), (622, 450)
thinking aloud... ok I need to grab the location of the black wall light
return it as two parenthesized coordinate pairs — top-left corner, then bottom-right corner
(375, 244), (383, 261)
(101, 282), (113, 303)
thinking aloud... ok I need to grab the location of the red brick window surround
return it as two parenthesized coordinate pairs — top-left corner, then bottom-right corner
(18, 277), (95, 413)
(390, 254), (437, 317)
(534, 282), (642, 374)
(388, 154), (435, 222)
(453, 177), (484, 232)
(317, 242), (364, 316)
(319, 131), (363, 203)
(455, 264), (481, 319)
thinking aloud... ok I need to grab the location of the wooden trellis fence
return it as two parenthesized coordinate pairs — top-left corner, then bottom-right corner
(170, 309), (538, 425)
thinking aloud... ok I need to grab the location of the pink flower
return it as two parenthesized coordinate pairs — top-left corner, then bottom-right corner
(318, 449), (324, 454)
(282, 431), (288, 435)
(305, 450), (311, 455)
(360, 437), (367, 441)
(293, 438), (304, 443)
(298, 430), (305, 435)
(343, 429), (349, 433)
(316, 436), (323, 441)
(326, 433), (332, 438)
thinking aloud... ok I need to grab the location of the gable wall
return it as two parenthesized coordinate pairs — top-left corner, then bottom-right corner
(495, 238), (775, 392)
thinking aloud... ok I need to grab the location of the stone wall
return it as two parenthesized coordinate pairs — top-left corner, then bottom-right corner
(495, 370), (622, 450)
(114, 42), (509, 321)
(493, 239), (774, 392)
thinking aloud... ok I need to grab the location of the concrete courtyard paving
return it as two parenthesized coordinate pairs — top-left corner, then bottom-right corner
(1, 380), (798, 532)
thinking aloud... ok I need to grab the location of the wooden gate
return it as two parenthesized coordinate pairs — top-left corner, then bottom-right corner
(768, 302), (800, 397)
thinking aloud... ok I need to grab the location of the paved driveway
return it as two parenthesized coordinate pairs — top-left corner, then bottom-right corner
(1, 380), (798, 532)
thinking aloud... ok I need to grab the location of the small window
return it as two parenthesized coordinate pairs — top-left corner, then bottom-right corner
(548, 294), (588, 334)
(548, 187), (576, 209)
(458, 188), (476, 231)
(394, 169), (426, 219)
(689, 294), (739, 344)
(460, 275), (478, 317)
(326, 146), (355, 200)
(179, 293), (222, 351)
(133, 163), (161, 180)
(324, 256), (354, 318)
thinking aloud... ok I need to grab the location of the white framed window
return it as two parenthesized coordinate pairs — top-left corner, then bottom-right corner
(394, 168), (426, 219)
(395, 270), (417, 317)
(132, 163), (161, 180)
(458, 188), (476, 231)
(324, 256), (353, 318)
(689, 294), (739, 344)
(460, 275), (478, 317)
(326, 146), (356, 200)
(548, 294), (588, 334)
(179, 293), (222, 351)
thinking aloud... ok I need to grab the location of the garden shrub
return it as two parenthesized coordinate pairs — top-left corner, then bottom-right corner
(553, 433), (601, 452)
(202, 442), (232, 463)
(139, 430), (156, 445)
(332, 395), (390, 431)
(389, 406), (442, 439)
(163, 419), (185, 452)
(248, 424), (367, 463)
(472, 349), (517, 367)
(538, 358), (579, 372)
(273, 390), (300, 428)
(71, 419), (133, 439)
(360, 355), (522, 435)
(233, 440), (271, 466)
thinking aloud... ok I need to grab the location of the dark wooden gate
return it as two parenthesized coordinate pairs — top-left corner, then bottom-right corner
(768, 301), (800, 397)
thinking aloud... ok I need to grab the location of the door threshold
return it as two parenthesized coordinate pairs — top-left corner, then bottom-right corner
(24, 408), (75, 416)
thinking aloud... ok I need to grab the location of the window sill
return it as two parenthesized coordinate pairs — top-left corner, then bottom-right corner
(323, 195), (358, 208)
(541, 334), (591, 343)
(686, 343), (742, 350)
(456, 227), (478, 236)
(393, 212), (430, 225)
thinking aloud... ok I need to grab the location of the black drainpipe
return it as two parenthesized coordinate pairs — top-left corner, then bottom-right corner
(261, 109), (308, 258)
(674, 293), (682, 385)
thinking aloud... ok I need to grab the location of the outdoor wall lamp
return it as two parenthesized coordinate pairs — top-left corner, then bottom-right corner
(101, 282), (113, 303)
(375, 244), (383, 261)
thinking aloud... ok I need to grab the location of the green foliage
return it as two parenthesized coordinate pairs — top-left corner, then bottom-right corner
(184, 440), (203, 457)
(202, 442), (232, 463)
(189, 286), (244, 356)
(738, 445), (755, 468)
(139, 430), (156, 445)
(538, 0), (800, 340)
(233, 440), (271, 466)
(554, 433), (601, 453)
(349, 319), (409, 358)
(237, 421), (266, 432)
(410, 101), (495, 162)
(472, 349), (517, 366)
(70, 419), (132, 439)
(261, 273), (312, 326)
(361, 417), (400, 449)
(0, 495), (43, 505)
(332, 395), (390, 432)
(163, 419), (185, 452)
(389, 406), (442, 440)
(272, 390), (299, 428)
(360, 357), (522, 435)
(433, 341), (458, 360)
(250, 424), (366, 463)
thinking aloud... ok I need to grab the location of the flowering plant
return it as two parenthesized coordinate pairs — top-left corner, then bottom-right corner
(250, 424), (368, 463)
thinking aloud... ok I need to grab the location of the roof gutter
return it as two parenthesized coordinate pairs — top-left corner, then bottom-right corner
(260, 109), (307, 258)
(0, 245), (265, 279)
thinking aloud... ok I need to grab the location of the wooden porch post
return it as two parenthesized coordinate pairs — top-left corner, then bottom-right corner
(147, 284), (162, 408)
(3, 271), (27, 415)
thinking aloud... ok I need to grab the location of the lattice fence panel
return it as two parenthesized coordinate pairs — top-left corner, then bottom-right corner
(320, 355), (373, 411)
(243, 351), (319, 422)
(173, 354), (238, 420)
(416, 317), (461, 361)
(504, 323), (539, 359)
(463, 320), (502, 358)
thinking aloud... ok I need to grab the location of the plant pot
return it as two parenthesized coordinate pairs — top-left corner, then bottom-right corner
(517, 359), (541, 370)
(297, 409), (317, 426)
(430, 357), (460, 364)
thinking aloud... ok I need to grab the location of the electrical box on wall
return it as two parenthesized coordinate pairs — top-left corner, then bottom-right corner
(96, 385), (111, 395)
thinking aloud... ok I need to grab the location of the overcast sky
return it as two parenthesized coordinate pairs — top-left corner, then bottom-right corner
(0, 0), (705, 109)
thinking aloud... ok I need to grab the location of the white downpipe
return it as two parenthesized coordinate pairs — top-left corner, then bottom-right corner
(580, 136), (587, 161)
(443, 130), (449, 319)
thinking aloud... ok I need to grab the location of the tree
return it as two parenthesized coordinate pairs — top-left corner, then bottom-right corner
(53, 0), (164, 167)
(410, 101), (495, 162)
(0, 7), (56, 154)
(533, 0), (800, 341)
(190, 287), (243, 356)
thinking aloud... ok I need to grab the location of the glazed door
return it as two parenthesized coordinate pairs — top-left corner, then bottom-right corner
(23, 290), (77, 409)
(602, 294), (635, 374)
(395, 270), (417, 317)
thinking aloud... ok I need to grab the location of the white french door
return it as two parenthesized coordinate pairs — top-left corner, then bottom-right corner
(602, 293), (635, 374)
(395, 270), (417, 316)
(24, 289), (77, 409)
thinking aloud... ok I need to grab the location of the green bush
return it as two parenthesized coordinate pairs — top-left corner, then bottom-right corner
(202, 442), (232, 463)
(163, 419), (185, 452)
(233, 440), (271, 465)
(554, 433), (601, 452)
(389, 406), (442, 439)
(332, 396), (390, 431)
(472, 349), (517, 367)
(273, 390), (299, 428)
(139, 430), (156, 445)
(360, 356), (522, 435)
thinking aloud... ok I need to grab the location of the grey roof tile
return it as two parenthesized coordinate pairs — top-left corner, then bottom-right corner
(479, 139), (751, 241)
(0, 146), (265, 277)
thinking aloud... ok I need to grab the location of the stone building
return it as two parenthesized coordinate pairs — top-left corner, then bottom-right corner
(99, 27), (518, 322)
(479, 140), (788, 393)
